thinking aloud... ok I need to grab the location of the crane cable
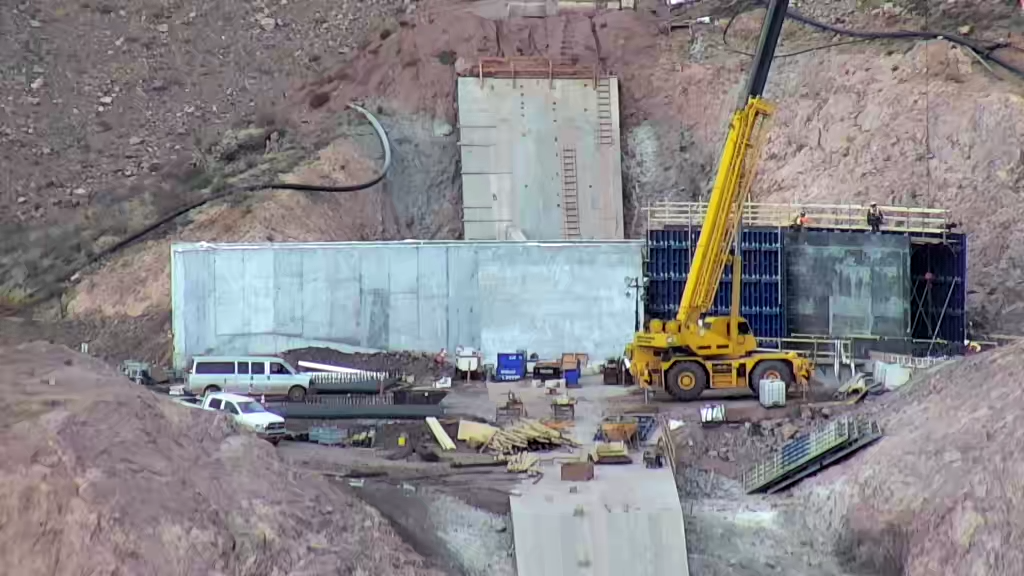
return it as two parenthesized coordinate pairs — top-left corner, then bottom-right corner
(720, 1), (1024, 80)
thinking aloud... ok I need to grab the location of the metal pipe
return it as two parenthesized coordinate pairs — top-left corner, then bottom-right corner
(267, 403), (444, 419)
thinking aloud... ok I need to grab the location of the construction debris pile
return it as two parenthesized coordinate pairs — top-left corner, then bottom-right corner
(285, 348), (447, 385)
(0, 342), (439, 576)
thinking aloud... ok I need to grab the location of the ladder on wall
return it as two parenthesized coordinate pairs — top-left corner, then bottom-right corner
(561, 146), (582, 239)
(596, 77), (615, 146)
(560, 17), (576, 64)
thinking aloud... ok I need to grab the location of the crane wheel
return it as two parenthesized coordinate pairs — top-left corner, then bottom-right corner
(665, 361), (707, 401)
(749, 360), (794, 394)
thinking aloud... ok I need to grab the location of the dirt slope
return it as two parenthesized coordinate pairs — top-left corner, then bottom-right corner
(799, 345), (1024, 575)
(759, 40), (1024, 332)
(0, 0), (412, 305)
(0, 341), (441, 576)
(14, 0), (1024, 355)
(67, 137), (399, 318)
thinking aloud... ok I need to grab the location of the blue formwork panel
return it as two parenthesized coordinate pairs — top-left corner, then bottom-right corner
(646, 227), (787, 340)
(909, 233), (968, 343)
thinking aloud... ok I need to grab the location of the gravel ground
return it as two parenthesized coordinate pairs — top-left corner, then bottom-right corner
(424, 492), (515, 576)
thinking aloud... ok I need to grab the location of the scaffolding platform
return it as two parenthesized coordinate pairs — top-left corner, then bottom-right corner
(742, 417), (883, 494)
(644, 201), (955, 235)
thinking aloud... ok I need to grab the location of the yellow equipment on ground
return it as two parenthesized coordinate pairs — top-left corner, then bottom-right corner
(589, 441), (632, 465)
(627, 0), (813, 401)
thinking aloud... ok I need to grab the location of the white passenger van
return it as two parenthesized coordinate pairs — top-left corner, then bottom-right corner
(187, 356), (311, 401)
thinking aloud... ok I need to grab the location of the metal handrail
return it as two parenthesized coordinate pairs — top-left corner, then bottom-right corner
(644, 201), (954, 234)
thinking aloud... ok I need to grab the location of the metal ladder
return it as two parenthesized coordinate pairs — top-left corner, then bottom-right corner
(561, 146), (582, 239)
(596, 77), (614, 146)
(560, 16), (576, 64)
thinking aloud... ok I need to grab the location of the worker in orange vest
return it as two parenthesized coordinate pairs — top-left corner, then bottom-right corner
(790, 210), (809, 231)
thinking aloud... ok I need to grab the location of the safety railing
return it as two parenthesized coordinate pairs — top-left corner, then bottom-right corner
(657, 414), (679, 479)
(758, 336), (851, 362)
(467, 57), (601, 84)
(743, 417), (881, 493)
(758, 335), (854, 377)
(644, 201), (954, 235)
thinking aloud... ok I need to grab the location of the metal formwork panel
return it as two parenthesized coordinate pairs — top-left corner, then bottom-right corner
(910, 232), (967, 343)
(646, 227), (786, 340)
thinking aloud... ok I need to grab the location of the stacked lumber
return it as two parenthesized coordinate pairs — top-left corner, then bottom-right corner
(426, 417), (456, 451)
(483, 419), (578, 455)
(505, 452), (541, 473)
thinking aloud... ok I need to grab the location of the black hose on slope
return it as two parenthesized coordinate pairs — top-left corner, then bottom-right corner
(722, 1), (1024, 80)
(45, 103), (391, 304)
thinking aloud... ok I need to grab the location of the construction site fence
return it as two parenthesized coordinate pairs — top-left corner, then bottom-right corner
(645, 201), (954, 235)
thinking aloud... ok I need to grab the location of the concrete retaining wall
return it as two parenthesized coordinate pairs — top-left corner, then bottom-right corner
(457, 77), (624, 241)
(171, 241), (643, 369)
(785, 231), (910, 338)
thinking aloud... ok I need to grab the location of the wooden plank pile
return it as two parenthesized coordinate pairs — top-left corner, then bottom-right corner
(483, 419), (578, 455)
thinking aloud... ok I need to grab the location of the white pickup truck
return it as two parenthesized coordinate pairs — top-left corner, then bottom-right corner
(176, 392), (287, 445)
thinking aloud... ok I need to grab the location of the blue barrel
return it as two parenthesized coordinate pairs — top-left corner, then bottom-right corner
(565, 369), (581, 388)
(496, 353), (526, 381)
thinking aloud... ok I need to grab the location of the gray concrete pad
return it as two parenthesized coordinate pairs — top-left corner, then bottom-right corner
(510, 459), (689, 576)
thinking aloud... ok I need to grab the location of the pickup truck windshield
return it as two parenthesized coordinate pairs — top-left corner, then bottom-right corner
(236, 401), (267, 414)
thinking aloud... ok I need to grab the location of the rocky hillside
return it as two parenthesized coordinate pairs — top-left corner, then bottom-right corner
(3, 0), (1024, 356)
(0, 0), (421, 306)
(798, 343), (1024, 575)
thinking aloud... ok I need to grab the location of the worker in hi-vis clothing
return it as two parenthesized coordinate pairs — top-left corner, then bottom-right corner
(790, 210), (809, 231)
(867, 202), (884, 232)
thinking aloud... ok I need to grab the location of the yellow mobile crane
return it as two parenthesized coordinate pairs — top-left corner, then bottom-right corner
(627, 0), (813, 400)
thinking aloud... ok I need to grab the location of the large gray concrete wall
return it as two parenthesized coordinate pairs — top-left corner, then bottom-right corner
(457, 77), (624, 241)
(785, 231), (910, 338)
(171, 241), (643, 369)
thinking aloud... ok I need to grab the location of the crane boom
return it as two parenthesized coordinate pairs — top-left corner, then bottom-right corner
(625, 0), (813, 401)
(678, 0), (788, 328)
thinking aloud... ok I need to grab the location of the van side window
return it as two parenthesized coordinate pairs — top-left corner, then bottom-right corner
(269, 362), (290, 375)
(251, 362), (265, 375)
(208, 398), (223, 410)
(237, 362), (249, 375)
(196, 362), (234, 375)
(225, 402), (239, 415)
